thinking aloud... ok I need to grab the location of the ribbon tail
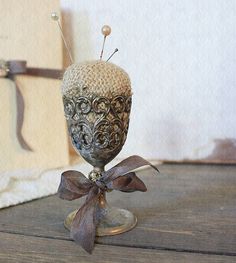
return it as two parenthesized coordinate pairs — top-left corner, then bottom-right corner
(14, 78), (33, 151)
(70, 187), (100, 254)
(107, 172), (147, 192)
(103, 155), (159, 182)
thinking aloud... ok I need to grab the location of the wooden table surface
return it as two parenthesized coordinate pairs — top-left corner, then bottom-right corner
(0, 164), (235, 262)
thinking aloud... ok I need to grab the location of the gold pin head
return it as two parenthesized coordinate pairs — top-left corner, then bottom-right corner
(101, 25), (111, 37)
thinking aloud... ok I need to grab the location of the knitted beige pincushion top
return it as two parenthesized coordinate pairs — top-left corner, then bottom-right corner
(62, 60), (131, 97)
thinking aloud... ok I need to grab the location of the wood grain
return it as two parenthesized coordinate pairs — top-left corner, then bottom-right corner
(0, 232), (234, 263)
(0, 164), (235, 261)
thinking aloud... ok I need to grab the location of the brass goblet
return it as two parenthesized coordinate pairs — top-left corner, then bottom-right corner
(61, 60), (136, 236)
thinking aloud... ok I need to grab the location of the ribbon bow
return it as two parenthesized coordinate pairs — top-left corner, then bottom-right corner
(58, 155), (159, 254)
(0, 60), (63, 151)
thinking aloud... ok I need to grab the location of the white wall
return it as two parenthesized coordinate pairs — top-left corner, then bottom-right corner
(60, 0), (236, 161)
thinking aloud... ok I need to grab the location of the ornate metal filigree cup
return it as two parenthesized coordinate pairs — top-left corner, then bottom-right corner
(61, 60), (136, 235)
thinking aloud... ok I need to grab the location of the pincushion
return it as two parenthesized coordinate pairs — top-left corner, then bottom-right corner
(61, 60), (131, 97)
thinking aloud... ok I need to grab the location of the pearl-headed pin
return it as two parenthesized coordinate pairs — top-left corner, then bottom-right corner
(51, 12), (73, 64)
(102, 25), (111, 37)
(100, 25), (111, 60)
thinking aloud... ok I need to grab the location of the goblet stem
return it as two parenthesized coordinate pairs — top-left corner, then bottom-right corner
(98, 191), (107, 209)
(64, 186), (137, 236)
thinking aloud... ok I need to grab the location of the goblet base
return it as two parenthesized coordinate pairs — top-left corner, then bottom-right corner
(64, 206), (137, 236)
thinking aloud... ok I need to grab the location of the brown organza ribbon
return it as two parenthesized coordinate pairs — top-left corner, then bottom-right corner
(3, 60), (63, 151)
(58, 155), (159, 254)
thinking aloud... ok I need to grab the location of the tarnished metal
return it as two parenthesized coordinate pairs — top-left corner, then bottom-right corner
(0, 59), (9, 77)
(63, 94), (132, 169)
(62, 93), (138, 237)
(64, 192), (137, 236)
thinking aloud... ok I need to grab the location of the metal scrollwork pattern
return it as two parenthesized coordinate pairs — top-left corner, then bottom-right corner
(63, 94), (132, 166)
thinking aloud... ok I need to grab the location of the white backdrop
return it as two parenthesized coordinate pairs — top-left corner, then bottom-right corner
(60, 0), (236, 162)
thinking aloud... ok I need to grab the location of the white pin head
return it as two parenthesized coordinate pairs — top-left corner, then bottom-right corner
(51, 12), (59, 21)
